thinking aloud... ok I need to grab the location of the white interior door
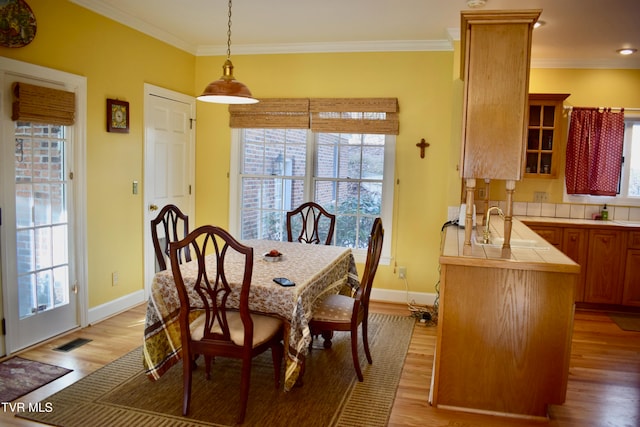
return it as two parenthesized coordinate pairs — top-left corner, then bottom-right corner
(143, 84), (195, 298)
(0, 58), (87, 354)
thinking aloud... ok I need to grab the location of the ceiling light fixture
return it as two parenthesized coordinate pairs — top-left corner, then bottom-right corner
(466, 0), (487, 7)
(616, 48), (637, 55)
(197, 0), (258, 104)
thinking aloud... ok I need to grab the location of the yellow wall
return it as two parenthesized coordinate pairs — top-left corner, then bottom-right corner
(2, 1), (639, 309)
(0, 0), (195, 307)
(195, 52), (456, 297)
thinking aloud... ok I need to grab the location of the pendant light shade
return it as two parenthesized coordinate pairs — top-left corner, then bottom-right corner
(197, 0), (258, 104)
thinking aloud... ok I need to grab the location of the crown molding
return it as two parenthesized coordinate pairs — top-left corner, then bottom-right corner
(70, 0), (198, 54)
(531, 58), (640, 69)
(196, 40), (453, 56)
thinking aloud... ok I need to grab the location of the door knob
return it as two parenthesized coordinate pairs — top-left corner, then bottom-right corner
(149, 204), (159, 211)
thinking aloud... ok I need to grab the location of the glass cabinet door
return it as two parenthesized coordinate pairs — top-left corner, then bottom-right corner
(524, 94), (570, 178)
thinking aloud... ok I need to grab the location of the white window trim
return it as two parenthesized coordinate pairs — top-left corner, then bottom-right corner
(229, 129), (394, 265)
(563, 111), (640, 207)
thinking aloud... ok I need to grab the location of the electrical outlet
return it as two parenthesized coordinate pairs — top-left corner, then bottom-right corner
(112, 271), (119, 286)
(398, 266), (407, 279)
(478, 188), (486, 199)
(534, 191), (549, 203)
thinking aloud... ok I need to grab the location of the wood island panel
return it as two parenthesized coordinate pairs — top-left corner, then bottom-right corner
(431, 220), (578, 419)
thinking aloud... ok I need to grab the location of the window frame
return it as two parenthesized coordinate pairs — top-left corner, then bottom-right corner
(563, 112), (640, 206)
(229, 128), (394, 264)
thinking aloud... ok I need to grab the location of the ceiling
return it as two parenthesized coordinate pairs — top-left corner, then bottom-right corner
(71, 0), (640, 69)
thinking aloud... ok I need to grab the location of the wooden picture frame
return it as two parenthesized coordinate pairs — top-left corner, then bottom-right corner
(107, 99), (129, 133)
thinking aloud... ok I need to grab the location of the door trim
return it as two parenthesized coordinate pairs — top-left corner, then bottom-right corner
(143, 84), (196, 300)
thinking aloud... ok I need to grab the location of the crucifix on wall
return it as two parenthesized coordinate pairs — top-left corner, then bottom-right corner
(416, 138), (430, 159)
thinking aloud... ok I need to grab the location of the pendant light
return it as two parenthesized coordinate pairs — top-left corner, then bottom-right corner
(197, 0), (258, 104)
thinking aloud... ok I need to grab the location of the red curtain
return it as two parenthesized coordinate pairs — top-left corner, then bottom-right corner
(565, 108), (625, 196)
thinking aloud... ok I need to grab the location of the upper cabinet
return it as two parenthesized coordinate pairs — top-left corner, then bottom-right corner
(524, 93), (570, 178)
(459, 10), (541, 181)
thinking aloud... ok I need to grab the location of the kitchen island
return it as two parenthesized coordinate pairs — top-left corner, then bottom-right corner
(429, 217), (580, 420)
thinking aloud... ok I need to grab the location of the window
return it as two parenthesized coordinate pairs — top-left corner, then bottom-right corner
(565, 114), (640, 205)
(229, 128), (395, 263)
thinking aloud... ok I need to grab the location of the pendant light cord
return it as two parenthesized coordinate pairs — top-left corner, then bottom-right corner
(226, 0), (232, 60)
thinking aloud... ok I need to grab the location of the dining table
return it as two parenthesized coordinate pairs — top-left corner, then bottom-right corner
(142, 239), (359, 391)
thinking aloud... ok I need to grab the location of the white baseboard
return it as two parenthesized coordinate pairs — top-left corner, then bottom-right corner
(370, 288), (437, 307)
(87, 290), (146, 325)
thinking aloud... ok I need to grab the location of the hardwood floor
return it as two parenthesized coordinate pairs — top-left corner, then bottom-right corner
(2, 302), (638, 426)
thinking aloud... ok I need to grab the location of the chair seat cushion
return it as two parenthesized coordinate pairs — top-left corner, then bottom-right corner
(312, 294), (355, 323)
(190, 311), (282, 347)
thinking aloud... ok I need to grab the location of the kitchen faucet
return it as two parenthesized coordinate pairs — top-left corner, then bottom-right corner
(482, 206), (504, 244)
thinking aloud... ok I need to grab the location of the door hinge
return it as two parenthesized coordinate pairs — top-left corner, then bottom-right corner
(189, 185), (192, 195)
(73, 282), (78, 294)
(2, 318), (5, 336)
(190, 118), (195, 129)
(69, 171), (74, 180)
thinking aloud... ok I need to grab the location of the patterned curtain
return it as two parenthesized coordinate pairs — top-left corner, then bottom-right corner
(565, 108), (625, 196)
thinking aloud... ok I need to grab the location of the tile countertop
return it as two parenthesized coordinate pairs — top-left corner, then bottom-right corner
(441, 217), (580, 274)
(518, 216), (640, 229)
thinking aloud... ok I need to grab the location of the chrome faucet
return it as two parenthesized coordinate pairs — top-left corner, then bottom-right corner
(482, 206), (504, 244)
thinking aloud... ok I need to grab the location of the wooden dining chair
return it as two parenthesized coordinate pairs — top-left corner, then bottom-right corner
(286, 201), (336, 245)
(151, 204), (191, 271)
(308, 217), (384, 381)
(169, 225), (284, 424)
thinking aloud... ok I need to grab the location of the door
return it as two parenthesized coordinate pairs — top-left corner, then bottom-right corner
(143, 84), (195, 298)
(0, 58), (87, 353)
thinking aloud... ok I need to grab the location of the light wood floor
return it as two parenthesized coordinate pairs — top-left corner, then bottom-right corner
(2, 301), (639, 426)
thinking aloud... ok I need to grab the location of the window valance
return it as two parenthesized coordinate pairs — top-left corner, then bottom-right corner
(12, 82), (75, 126)
(229, 97), (399, 135)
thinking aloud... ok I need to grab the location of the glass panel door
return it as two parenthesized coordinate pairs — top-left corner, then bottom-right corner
(15, 121), (71, 317)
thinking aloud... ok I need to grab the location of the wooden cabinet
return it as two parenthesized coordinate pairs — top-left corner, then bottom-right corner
(622, 232), (640, 307)
(526, 222), (640, 307)
(459, 10), (540, 181)
(527, 224), (562, 247)
(584, 229), (626, 304)
(524, 94), (570, 178)
(562, 228), (588, 302)
(525, 225), (588, 302)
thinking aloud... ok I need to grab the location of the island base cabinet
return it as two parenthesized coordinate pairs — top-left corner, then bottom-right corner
(431, 264), (575, 419)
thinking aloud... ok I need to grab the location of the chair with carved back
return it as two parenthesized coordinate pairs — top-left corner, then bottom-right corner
(286, 201), (336, 245)
(308, 217), (384, 381)
(169, 225), (284, 424)
(151, 204), (191, 271)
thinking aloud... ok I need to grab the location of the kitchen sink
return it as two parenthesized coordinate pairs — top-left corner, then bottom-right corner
(474, 236), (549, 249)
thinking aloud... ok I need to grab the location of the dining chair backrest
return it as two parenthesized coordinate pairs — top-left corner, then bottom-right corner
(356, 217), (384, 311)
(168, 225), (283, 424)
(286, 202), (336, 245)
(169, 225), (255, 347)
(151, 204), (191, 271)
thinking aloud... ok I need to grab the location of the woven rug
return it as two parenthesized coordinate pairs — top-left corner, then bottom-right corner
(18, 313), (415, 426)
(0, 357), (72, 402)
(609, 312), (640, 332)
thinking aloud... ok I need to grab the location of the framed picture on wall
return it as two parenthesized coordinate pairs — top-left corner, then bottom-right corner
(107, 99), (129, 133)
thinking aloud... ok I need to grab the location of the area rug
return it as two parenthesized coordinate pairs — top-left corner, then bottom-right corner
(18, 313), (415, 426)
(0, 357), (72, 402)
(609, 312), (640, 332)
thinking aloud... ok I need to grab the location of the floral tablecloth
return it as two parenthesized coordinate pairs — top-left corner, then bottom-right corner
(142, 239), (359, 391)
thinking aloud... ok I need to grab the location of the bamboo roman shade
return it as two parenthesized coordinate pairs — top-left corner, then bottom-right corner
(309, 98), (399, 134)
(229, 97), (399, 135)
(12, 82), (76, 126)
(229, 98), (310, 128)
